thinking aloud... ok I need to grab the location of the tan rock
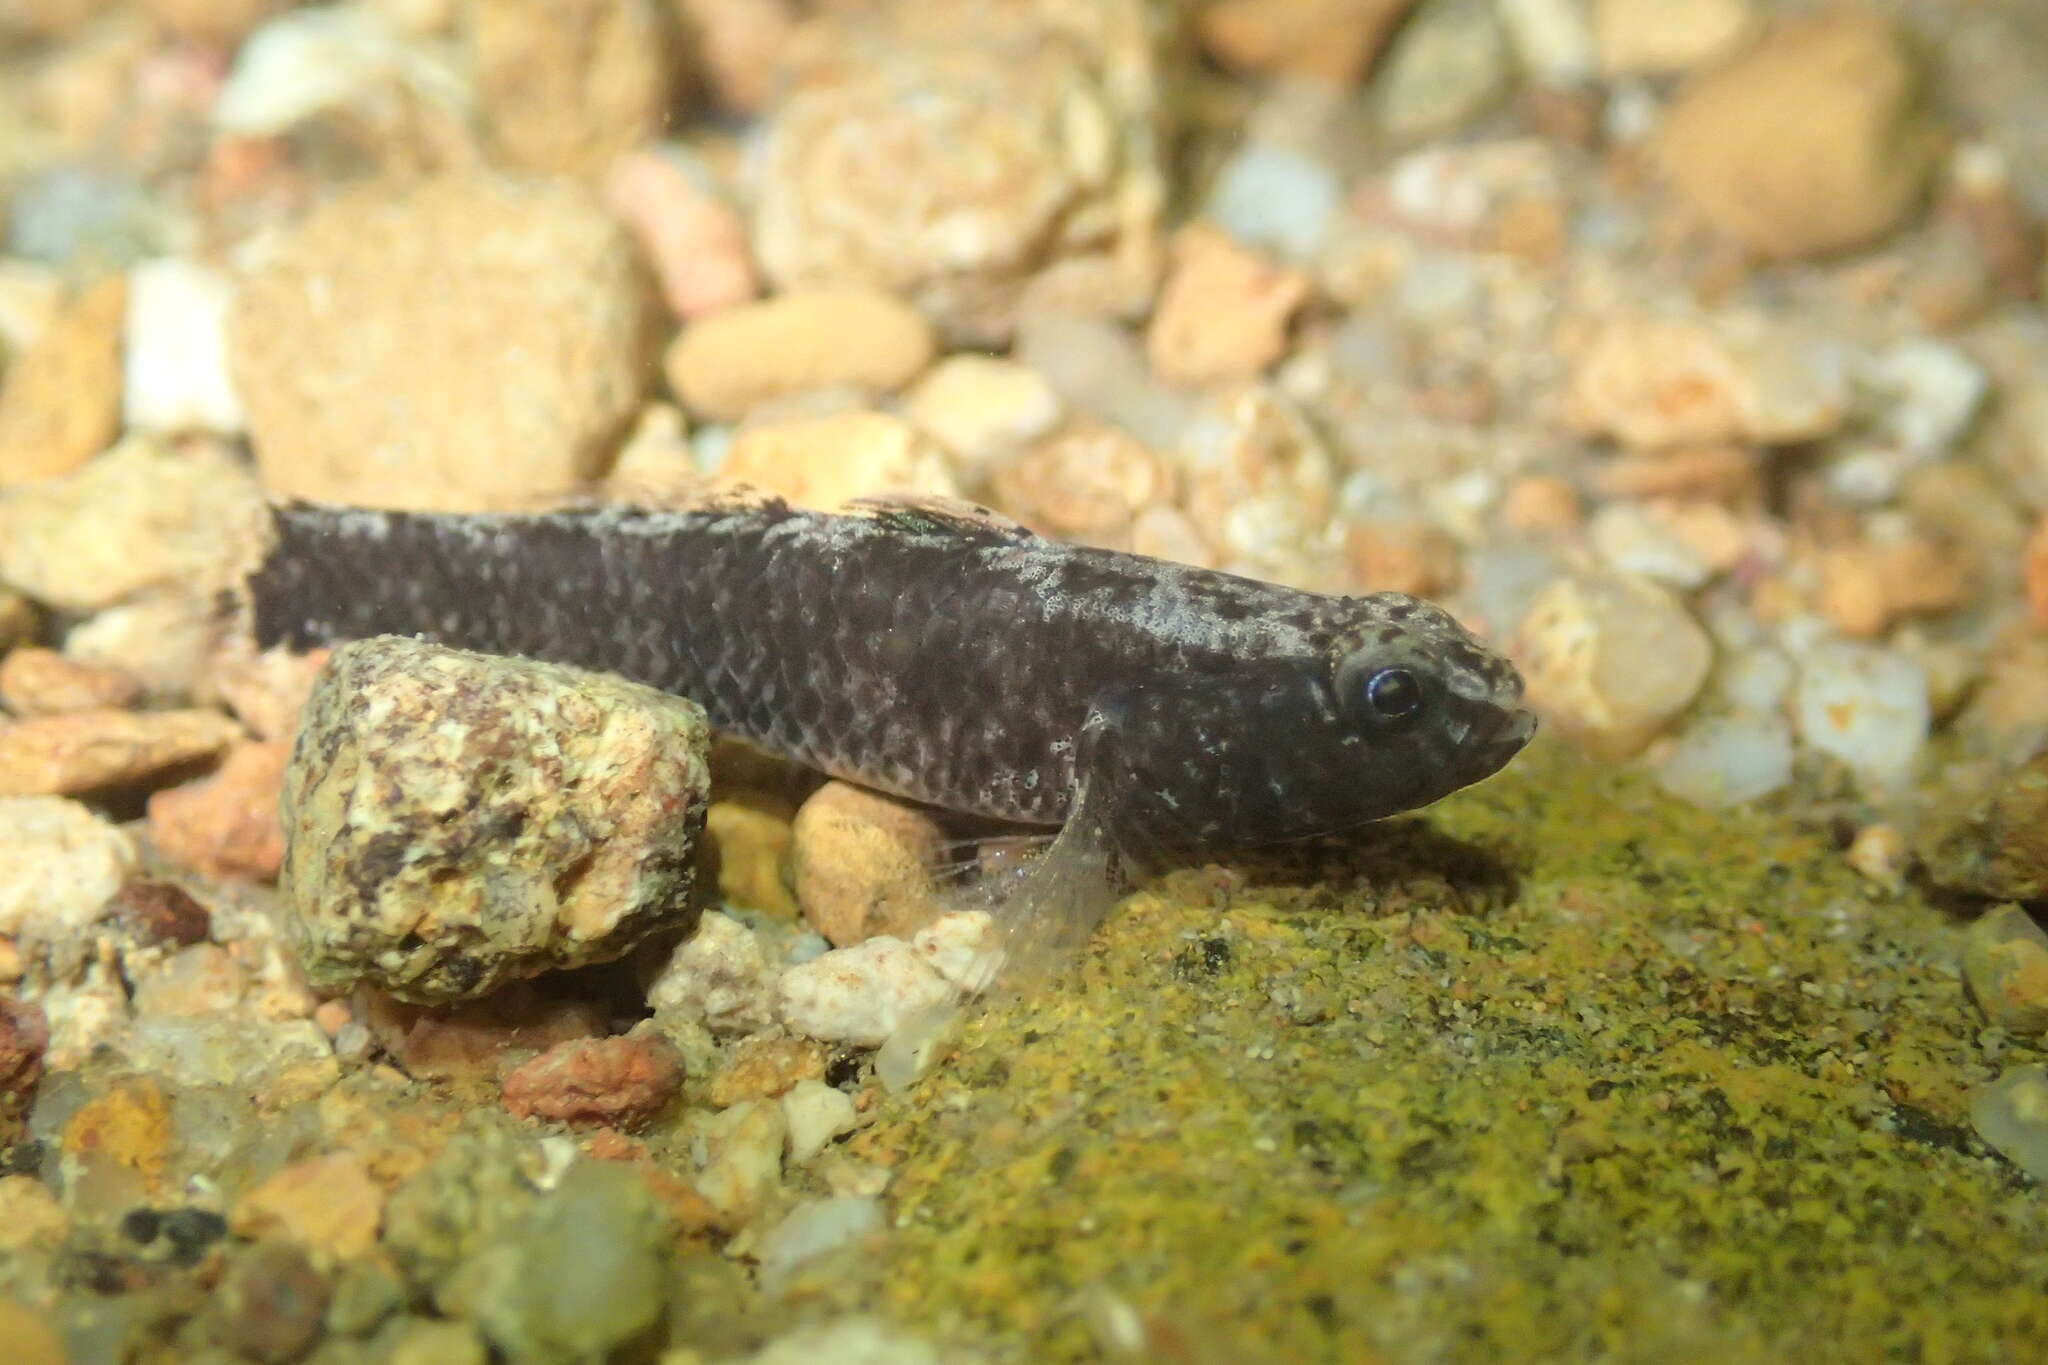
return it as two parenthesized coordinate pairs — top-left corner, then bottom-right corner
(1658, 11), (1943, 260)
(1343, 518), (1460, 597)
(705, 1034), (826, 1108)
(605, 149), (758, 321)
(0, 1300), (64, 1365)
(901, 355), (1063, 474)
(0, 796), (135, 937)
(704, 793), (798, 918)
(146, 739), (290, 881)
(0, 589), (35, 654)
(719, 411), (956, 511)
(993, 421), (1172, 544)
(666, 290), (934, 421)
(1592, 0), (1754, 77)
(140, 0), (288, 42)
(130, 944), (247, 1017)
(1197, 0), (1413, 85)
(1499, 475), (1581, 536)
(0, 274), (124, 488)
(0, 647), (140, 716)
(1146, 224), (1309, 388)
(0, 1174), (69, 1254)
(790, 781), (944, 947)
(675, 0), (795, 114)
(231, 175), (651, 511)
(232, 1151), (386, 1264)
(0, 708), (241, 798)
(1510, 573), (1713, 759)
(470, 0), (678, 179)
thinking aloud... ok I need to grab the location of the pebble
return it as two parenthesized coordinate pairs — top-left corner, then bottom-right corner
(130, 943), (247, 1017)
(1916, 744), (2048, 902)
(1650, 709), (1793, 809)
(0, 707), (242, 798)
(123, 257), (244, 435)
(1962, 904), (2048, 1035)
(781, 1077), (859, 1163)
(1589, 502), (1714, 590)
(1202, 142), (1343, 262)
(1565, 314), (1851, 451)
(280, 637), (711, 1003)
(994, 421), (1172, 546)
(231, 174), (651, 511)
(1373, 0), (1512, 144)
(145, 738), (290, 881)
(790, 781), (946, 948)
(912, 910), (1003, 993)
(707, 1035), (827, 1108)
(1971, 1065), (2048, 1182)
(705, 794), (800, 918)
(500, 1033), (685, 1129)
(1497, 0), (1597, 88)
(468, 0), (675, 179)
(0, 646), (141, 715)
(0, 1175), (69, 1254)
(1146, 224), (1310, 388)
(604, 148), (758, 321)
(719, 411), (959, 512)
(1591, 0), (1753, 77)
(0, 996), (48, 1144)
(693, 1098), (787, 1222)
(353, 983), (605, 1084)
(387, 1321), (489, 1365)
(677, 0), (795, 113)
(212, 4), (440, 136)
(1862, 336), (1988, 459)
(0, 273), (123, 486)
(666, 290), (936, 422)
(1510, 573), (1714, 758)
(777, 935), (958, 1048)
(1792, 642), (1929, 791)
(1657, 10), (1943, 260)
(742, 1317), (943, 1365)
(1843, 822), (1910, 894)
(0, 434), (266, 612)
(645, 909), (780, 1038)
(1196, 0), (1413, 85)
(1014, 313), (1195, 453)
(62, 591), (219, 705)
(230, 1151), (386, 1265)
(756, 1195), (883, 1291)
(901, 355), (1065, 474)
(220, 1242), (333, 1365)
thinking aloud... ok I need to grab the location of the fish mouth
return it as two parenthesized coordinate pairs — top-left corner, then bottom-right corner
(1459, 705), (1538, 784)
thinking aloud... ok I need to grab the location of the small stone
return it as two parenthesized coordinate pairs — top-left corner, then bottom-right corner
(1592, 0), (1753, 77)
(281, 638), (711, 1002)
(994, 421), (1173, 546)
(791, 782), (946, 948)
(677, 0), (795, 113)
(1496, 0), (1597, 88)
(704, 794), (799, 918)
(0, 1175), (70, 1254)
(706, 1035), (826, 1108)
(1565, 314), (1850, 451)
(1863, 335), (1988, 458)
(222, 1242), (332, 1365)
(605, 149), (758, 321)
(1510, 573), (1714, 759)
(1146, 224), (1309, 389)
(781, 1077), (858, 1163)
(901, 356), (1064, 475)
(123, 257), (244, 434)
(1196, 0), (1412, 85)
(62, 591), (219, 705)
(0, 707), (241, 797)
(1651, 709), (1793, 809)
(1842, 822), (1910, 894)
(0, 273), (124, 487)
(501, 1033), (685, 1129)
(719, 411), (958, 512)
(0, 996), (49, 1144)
(1499, 476), (1581, 537)
(693, 1097), (786, 1222)
(1587, 503), (1713, 590)
(469, 0), (676, 179)
(353, 983), (606, 1083)
(777, 936), (957, 1048)
(0, 797), (130, 935)
(0, 647), (140, 715)
(756, 1195), (882, 1290)
(231, 174), (651, 511)
(1971, 1065), (2048, 1182)
(1917, 745), (2048, 902)
(231, 1152), (386, 1264)
(1203, 142), (1344, 262)
(212, 4), (446, 136)
(911, 911), (1002, 993)
(130, 944), (247, 1017)
(645, 909), (779, 1038)
(666, 290), (935, 422)
(745, 1318), (942, 1365)
(62, 1077), (173, 1199)
(209, 643), (331, 742)
(1793, 642), (1929, 791)
(1372, 0), (1511, 144)
(145, 739), (290, 881)
(0, 434), (265, 612)
(1658, 11), (1942, 260)
(387, 1321), (489, 1365)
(1963, 905), (2048, 1035)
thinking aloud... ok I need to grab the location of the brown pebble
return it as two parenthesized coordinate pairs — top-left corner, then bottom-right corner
(707, 1034), (827, 1107)
(0, 274), (126, 488)
(1343, 519), (1460, 597)
(0, 996), (49, 1144)
(1499, 475), (1582, 536)
(145, 739), (290, 881)
(222, 1242), (332, 1365)
(790, 781), (945, 947)
(501, 1033), (685, 1128)
(353, 983), (607, 1084)
(1197, 0), (1413, 85)
(0, 707), (242, 797)
(1146, 223), (1310, 388)
(0, 647), (142, 716)
(106, 880), (212, 947)
(1591, 445), (1763, 504)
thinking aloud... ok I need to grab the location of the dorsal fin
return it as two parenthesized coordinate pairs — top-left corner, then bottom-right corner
(840, 492), (1036, 541)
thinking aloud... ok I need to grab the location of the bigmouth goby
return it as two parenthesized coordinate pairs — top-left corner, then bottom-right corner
(249, 495), (1536, 972)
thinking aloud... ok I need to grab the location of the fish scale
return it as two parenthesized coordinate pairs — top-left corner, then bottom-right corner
(248, 495), (1535, 860)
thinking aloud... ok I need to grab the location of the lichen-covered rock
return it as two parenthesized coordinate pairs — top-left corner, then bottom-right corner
(0, 435), (266, 611)
(1918, 746), (2048, 902)
(1962, 904), (2048, 1035)
(280, 637), (711, 1002)
(0, 795), (135, 936)
(0, 272), (123, 487)
(230, 175), (651, 511)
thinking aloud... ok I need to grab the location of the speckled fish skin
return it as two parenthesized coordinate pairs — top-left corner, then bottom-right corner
(250, 497), (1535, 856)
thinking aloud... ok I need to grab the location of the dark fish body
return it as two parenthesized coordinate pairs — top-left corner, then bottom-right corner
(250, 497), (1534, 859)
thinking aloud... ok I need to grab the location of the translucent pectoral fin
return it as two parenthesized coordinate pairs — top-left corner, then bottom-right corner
(957, 777), (1123, 995)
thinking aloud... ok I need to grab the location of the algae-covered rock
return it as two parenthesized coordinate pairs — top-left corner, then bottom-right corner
(1917, 744), (2048, 901)
(280, 637), (710, 1002)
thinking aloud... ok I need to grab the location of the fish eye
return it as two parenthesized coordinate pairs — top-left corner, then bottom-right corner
(1364, 667), (1422, 724)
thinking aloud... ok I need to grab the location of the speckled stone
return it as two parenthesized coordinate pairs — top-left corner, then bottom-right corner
(280, 636), (710, 1002)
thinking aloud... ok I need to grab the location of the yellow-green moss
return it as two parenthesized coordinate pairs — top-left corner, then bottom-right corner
(859, 740), (2047, 1363)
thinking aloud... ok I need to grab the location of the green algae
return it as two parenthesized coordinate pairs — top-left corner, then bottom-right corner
(860, 739), (2048, 1363)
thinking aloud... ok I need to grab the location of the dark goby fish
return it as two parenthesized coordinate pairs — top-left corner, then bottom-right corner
(248, 494), (1535, 979)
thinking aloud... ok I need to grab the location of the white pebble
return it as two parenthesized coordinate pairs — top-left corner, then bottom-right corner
(741, 1316), (941, 1365)
(781, 1078), (858, 1164)
(0, 796), (134, 938)
(1204, 143), (1342, 261)
(1971, 1066), (2048, 1182)
(776, 936), (956, 1047)
(646, 910), (779, 1037)
(1714, 645), (1795, 714)
(1590, 502), (1713, 589)
(1863, 336), (1988, 458)
(911, 910), (1002, 991)
(124, 258), (244, 434)
(756, 1197), (885, 1292)
(1652, 710), (1794, 808)
(1497, 0), (1598, 87)
(214, 6), (457, 136)
(1794, 642), (1929, 790)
